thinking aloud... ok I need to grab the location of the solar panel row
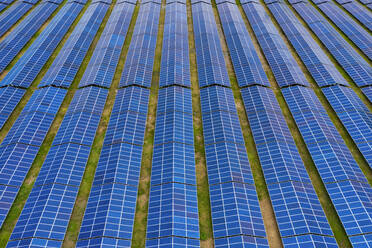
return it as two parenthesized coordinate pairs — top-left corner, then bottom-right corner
(193, 3), (268, 247)
(217, 1), (270, 87)
(76, 3), (155, 246)
(0, 87), (66, 229)
(282, 86), (372, 246)
(192, 1), (230, 87)
(241, 86), (337, 247)
(38, 2), (110, 88)
(159, 2), (190, 87)
(0, 0), (14, 12)
(0, 0), (36, 37)
(79, 1), (135, 88)
(7, 87), (107, 248)
(147, 3), (199, 246)
(0, 1), (60, 73)
(242, 2), (310, 88)
(322, 85), (372, 166)
(292, 2), (372, 90)
(315, 1), (372, 60)
(267, 1), (372, 171)
(0, 87), (25, 129)
(336, 0), (372, 32)
(77, 87), (149, 248)
(267, 2), (349, 87)
(0, 0), (85, 88)
(119, 2), (161, 88)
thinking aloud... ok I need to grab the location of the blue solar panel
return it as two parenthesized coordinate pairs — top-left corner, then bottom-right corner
(243, 3), (310, 88)
(0, 1), (59, 73)
(78, 87), (149, 245)
(0, 1), (84, 88)
(241, 86), (336, 245)
(322, 85), (372, 166)
(39, 3), (109, 88)
(361, 86), (372, 103)
(200, 86), (237, 113)
(341, 2), (372, 32)
(0, 87), (25, 129)
(214, 235), (268, 248)
(119, 2), (160, 88)
(192, 2), (230, 87)
(292, 2), (372, 88)
(316, 2), (372, 60)
(217, 2), (270, 87)
(281, 86), (372, 244)
(0, 1), (34, 37)
(147, 236), (200, 248)
(79, 2), (135, 88)
(157, 86), (192, 114)
(268, 2), (349, 88)
(160, 3), (190, 87)
(8, 88), (107, 245)
(0, 185), (18, 226)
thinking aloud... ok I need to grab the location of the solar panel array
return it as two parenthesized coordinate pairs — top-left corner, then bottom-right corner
(291, 2), (372, 90)
(336, 0), (372, 32)
(159, 2), (190, 87)
(217, 2), (270, 87)
(192, 1), (230, 87)
(0, 1), (60, 73)
(241, 86), (337, 247)
(0, 0), (85, 88)
(119, 1), (161, 88)
(8, 87), (107, 248)
(315, 1), (372, 60)
(281, 86), (372, 246)
(0, 87), (66, 229)
(267, 1), (349, 87)
(38, 1), (110, 88)
(193, 2), (268, 247)
(0, 0), (36, 37)
(242, 2), (310, 88)
(79, 1), (135, 88)
(147, 3), (199, 246)
(77, 87), (149, 247)
(0, 0), (14, 12)
(322, 85), (372, 166)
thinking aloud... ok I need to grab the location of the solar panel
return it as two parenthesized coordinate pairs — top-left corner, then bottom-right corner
(192, 2), (230, 87)
(361, 86), (372, 103)
(79, 2), (135, 88)
(65, 87), (108, 115)
(0, 1), (60, 73)
(292, 2), (372, 88)
(160, 3), (190, 87)
(0, 1), (84, 88)
(0, 1), (34, 37)
(281, 86), (372, 243)
(322, 85), (372, 166)
(342, 2), (372, 32)
(241, 86), (336, 245)
(0, 87), (25, 129)
(316, 2), (372, 60)
(217, 2), (270, 87)
(39, 3), (110, 88)
(268, 2), (349, 87)
(119, 2), (161, 88)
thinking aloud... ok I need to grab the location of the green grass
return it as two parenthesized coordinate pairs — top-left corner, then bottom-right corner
(60, 1), (142, 246)
(211, 1), (284, 247)
(186, 1), (214, 246)
(130, 1), (165, 247)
